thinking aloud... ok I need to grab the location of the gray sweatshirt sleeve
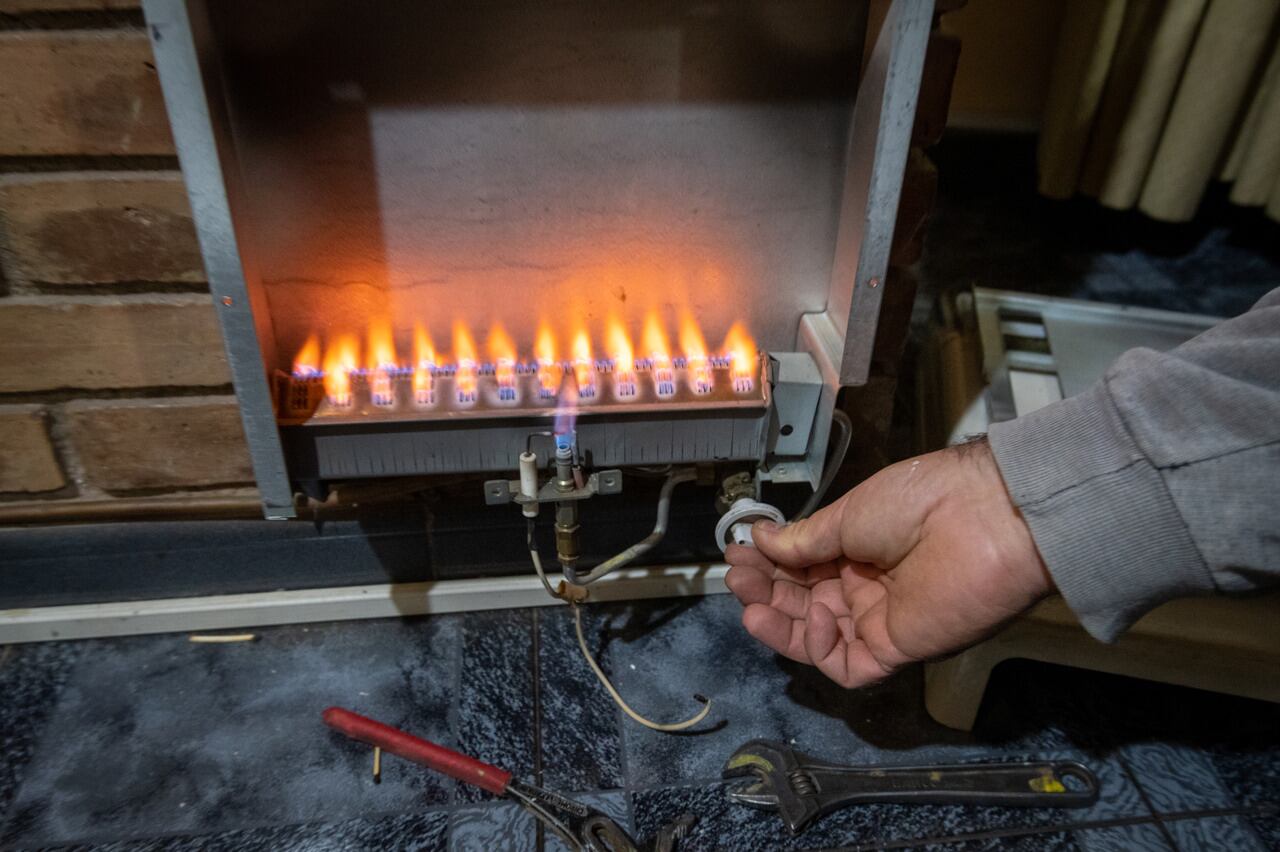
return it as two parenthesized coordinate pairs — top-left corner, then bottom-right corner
(987, 287), (1280, 641)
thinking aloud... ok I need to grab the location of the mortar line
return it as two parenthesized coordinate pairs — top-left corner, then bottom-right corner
(530, 606), (546, 852)
(846, 807), (1257, 851)
(1116, 751), (1180, 850)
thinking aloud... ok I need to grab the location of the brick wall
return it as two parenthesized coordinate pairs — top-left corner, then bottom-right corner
(0, 0), (255, 507)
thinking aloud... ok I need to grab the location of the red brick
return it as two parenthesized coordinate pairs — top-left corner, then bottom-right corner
(0, 31), (173, 156)
(0, 296), (230, 393)
(64, 396), (252, 491)
(0, 404), (66, 493)
(0, 173), (203, 285)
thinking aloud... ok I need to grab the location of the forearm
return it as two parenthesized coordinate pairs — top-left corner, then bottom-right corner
(988, 288), (1280, 641)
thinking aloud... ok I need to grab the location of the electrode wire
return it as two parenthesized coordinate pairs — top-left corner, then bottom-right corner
(527, 519), (560, 600)
(572, 468), (698, 585)
(570, 600), (712, 732)
(527, 515), (713, 732)
(792, 410), (853, 522)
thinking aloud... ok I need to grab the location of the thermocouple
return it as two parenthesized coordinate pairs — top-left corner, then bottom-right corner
(714, 497), (785, 552)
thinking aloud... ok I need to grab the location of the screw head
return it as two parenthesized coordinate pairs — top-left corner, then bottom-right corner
(221, 296), (234, 306)
(868, 277), (880, 289)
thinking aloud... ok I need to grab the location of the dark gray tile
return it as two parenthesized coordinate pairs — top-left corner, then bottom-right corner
(456, 608), (535, 803)
(1239, 807), (1280, 851)
(36, 810), (449, 851)
(909, 831), (1077, 851)
(606, 595), (971, 788)
(0, 642), (82, 826)
(633, 780), (1111, 852)
(536, 605), (623, 791)
(449, 801), (535, 852)
(1120, 745), (1234, 813)
(448, 791), (627, 852)
(1210, 747), (1280, 812)
(3, 617), (458, 848)
(1163, 814), (1268, 852)
(1072, 822), (1173, 852)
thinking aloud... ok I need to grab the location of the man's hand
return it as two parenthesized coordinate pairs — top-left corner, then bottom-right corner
(724, 439), (1054, 688)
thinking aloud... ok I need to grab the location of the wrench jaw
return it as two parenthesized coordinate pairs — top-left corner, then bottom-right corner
(721, 739), (823, 834)
(724, 776), (781, 809)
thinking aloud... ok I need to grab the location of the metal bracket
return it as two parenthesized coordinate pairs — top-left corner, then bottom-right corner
(483, 470), (623, 506)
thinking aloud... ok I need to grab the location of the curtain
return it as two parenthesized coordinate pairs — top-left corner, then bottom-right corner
(1038, 0), (1280, 223)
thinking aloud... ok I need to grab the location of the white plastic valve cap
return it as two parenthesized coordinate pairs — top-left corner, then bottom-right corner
(714, 497), (785, 553)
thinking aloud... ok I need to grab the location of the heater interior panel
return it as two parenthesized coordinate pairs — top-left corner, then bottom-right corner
(205, 0), (866, 370)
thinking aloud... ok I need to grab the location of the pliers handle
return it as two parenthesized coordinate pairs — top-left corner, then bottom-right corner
(323, 707), (692, 851)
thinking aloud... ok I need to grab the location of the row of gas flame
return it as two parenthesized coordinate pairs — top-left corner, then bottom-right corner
(292, 311), (757, 406)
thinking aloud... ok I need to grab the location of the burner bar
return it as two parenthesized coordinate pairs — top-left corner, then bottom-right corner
(277, 355), (769, 426)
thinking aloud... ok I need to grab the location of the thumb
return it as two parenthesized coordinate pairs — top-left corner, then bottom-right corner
(752, 493), (848, 568)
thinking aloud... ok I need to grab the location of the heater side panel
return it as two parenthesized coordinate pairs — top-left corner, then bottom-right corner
(143, 0), (296, 518)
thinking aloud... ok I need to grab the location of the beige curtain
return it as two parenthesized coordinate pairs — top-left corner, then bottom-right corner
(1038, 0), (1280, 223)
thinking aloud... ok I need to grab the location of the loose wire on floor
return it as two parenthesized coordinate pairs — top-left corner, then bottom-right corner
(527, 516), (712, 732)
(570, 600), (711, 732)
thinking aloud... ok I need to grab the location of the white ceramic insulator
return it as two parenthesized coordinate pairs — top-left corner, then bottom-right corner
(519, 452), (540, 518)
(714, 497), (786, 552)
(730, 522), (756, 547)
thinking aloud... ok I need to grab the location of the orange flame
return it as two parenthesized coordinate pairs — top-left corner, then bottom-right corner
(322, 333), (360, 406)
(605, 316), (633, 371)
(293, 311), (758, 408)
(412, 322), (436, 405)
(453, 320), (477, 403)
(678, 314), (708, 359)
(367, 319), (397, 369)
(642, 311), (675, 396)
(534, 321), (559, 398)
(679, 313), (713, 394)
(489, 323), (518, 401)
(606, 315), (637, 398)
(571, 328), (595, 397)
(367, 318), (398, 405)
(293, 334), (321, 377)
(723, 322), (757, 392)
(641, 311), (671, 362)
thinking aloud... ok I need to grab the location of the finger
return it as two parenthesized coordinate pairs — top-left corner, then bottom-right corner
(742, 603), (810, 663)
(752, 493), (849, 568)
(840, 563), (887, 621)
(852, 596), (917, 673)
(767, 577), (812, 620)
(724, 563), (772, 607)
(724, 543), (775, 573)
(773, 557), (843, 588)
(803, 601), (898, 688)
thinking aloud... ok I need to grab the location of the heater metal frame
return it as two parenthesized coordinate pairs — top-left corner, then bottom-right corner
(144, 0), (935, 519)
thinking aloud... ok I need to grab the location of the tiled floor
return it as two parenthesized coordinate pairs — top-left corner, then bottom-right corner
(1, 594), (1277, 851)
